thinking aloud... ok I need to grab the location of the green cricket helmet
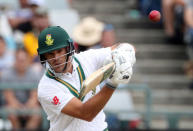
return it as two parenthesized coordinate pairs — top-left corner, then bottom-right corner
(37, 26), (74, 64)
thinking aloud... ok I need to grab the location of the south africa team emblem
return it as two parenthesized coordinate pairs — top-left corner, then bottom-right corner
(45, 34), (54, 46)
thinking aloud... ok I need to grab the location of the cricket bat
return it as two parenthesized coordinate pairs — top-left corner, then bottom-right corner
(78, 62), (115, 100)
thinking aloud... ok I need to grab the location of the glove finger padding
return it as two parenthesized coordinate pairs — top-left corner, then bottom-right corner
(108, 43), (136, 86)
(112, 43), (136, 66)
(110, 62), (133, 84)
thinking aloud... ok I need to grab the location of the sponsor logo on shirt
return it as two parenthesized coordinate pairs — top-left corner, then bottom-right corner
(51, 96), (61, 105)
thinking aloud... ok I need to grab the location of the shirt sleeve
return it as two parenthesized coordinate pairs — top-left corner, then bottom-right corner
(38, 85), (74, 115)
(78, 47), (112, 70)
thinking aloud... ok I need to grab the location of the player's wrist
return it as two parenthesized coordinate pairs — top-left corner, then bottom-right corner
(105, 82), (117, 89)
(106, 79), (118, 89)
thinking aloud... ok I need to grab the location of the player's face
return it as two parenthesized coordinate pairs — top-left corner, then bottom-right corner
(44, 48), (69, 73)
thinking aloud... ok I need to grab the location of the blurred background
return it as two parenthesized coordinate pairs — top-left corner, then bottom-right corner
(0, 0), (193, 130)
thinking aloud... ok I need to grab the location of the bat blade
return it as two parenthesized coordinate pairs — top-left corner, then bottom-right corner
(78, 62), (115, 100)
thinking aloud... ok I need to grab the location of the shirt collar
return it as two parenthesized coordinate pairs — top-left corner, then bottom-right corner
(72, 57), (79, 72)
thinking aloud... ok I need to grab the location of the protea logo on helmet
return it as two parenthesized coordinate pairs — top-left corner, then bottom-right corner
(45, 34), (54, 46)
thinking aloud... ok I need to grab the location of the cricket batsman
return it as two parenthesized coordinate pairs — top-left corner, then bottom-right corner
(37, 26), (136, 131)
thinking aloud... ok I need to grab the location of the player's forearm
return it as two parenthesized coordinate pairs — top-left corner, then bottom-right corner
(61, 85), (114, 121)
(81, 85), (114, 121)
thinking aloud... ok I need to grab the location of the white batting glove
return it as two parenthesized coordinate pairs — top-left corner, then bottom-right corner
(113, 43), (136, 66)
(103, 43), (136, 66)
(106, 43), (136, 89)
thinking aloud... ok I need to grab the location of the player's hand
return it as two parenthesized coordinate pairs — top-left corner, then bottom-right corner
(107, 61), (133, 89)
(103, 43), (136, 66)
(113, 43), (136, 66)
(106, 43), (136, 89)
